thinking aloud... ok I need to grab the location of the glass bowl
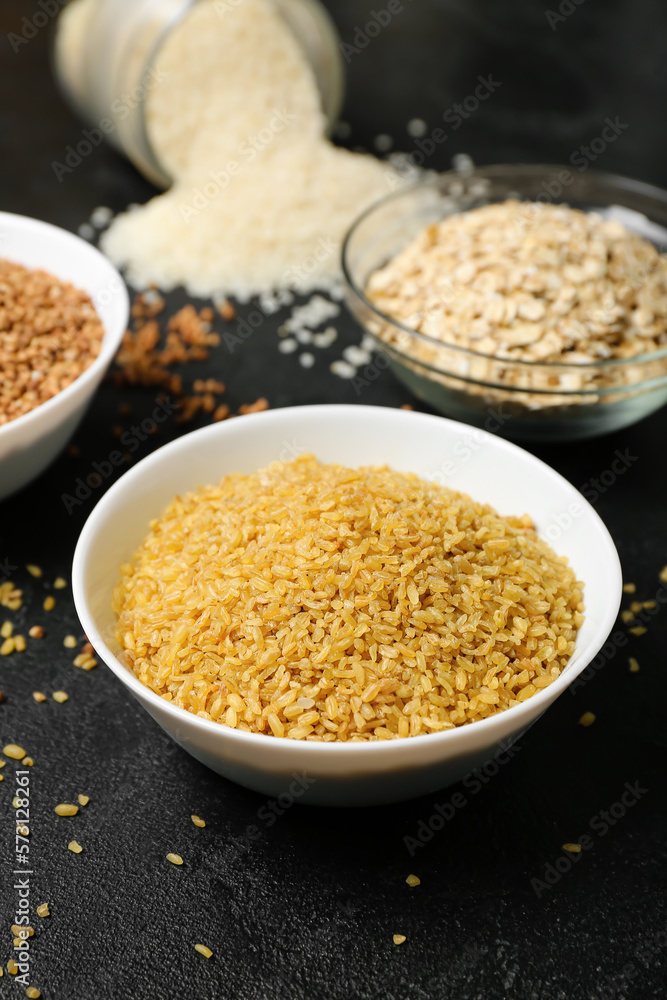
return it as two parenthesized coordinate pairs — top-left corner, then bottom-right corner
(342, 164), (667, 441)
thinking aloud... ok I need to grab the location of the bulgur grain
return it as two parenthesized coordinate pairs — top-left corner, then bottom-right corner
(579, 711), (596, 727)
(14, 635), (26, 652)
(0, 621), (12, 639)
(405, 875), (421, 887)
(23, 758), (34, 767)
(3, 744), (26, 760)
(194, 944), (213, 958)
(29, 626), (44, 639)
(623, 583), (636, 594)
(629, 626), (647, 636)
(43, 597), (55, 612)
(11, 925), (34, 938)
(68, 840), (83, 854)
(55, 804), (78, 816)
(52, 691), (69, 703)
(78, 794), (90, 806)
(26, 987), (41, 998)
(629, 657), (640, 673)
(63, 635), (77, 648)
(26, 565), (42, 578)
(166, 853), (183, 865)
(114, 456), (583, 741)
(53, 577), (67, 589)
(32, 692), (46, 703)
(393, 935), (406, 945)
(36, 904), (50, 918)
(562, 843), (581, 853)
(191, 815), (206, 828)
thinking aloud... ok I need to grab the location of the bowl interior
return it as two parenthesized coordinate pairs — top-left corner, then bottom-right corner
(74, 405), (622, 728)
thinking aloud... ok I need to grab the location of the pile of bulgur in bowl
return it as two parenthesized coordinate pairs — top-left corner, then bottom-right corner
(113, 454), (584, 742)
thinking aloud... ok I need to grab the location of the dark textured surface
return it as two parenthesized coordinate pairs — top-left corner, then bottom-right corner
(1, 2), (667, 998)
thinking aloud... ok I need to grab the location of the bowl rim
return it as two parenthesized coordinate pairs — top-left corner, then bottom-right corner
(341, 163), (667, 376)
(72, 403), (623, 758)
(0, 210), (129, 438)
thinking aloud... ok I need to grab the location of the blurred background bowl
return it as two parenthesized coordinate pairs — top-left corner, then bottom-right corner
(0, 211), (129, 500)
(72, 404), (622, 806)
(342, 164), (667, 441)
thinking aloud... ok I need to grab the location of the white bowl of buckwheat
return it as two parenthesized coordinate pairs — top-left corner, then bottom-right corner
(343, 165), (667, 441)
(0, 212), (129, 500)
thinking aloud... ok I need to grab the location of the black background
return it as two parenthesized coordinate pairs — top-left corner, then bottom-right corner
(1, 1), (666, 998)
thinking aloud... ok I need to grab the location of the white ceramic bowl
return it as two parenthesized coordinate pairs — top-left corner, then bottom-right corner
(0, 212), (129, 500)
(72, 404), (622, 806)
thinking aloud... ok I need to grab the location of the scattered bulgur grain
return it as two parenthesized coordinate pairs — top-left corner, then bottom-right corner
(26, 987), (41, 998)
(11, 925), (34, 938)
(405, 875), (421, 887)
(191, 815), (206, 828)
(53, 577), (67, 589)
(68, 840), (83, 854)
(1, 637), (15, 655)
(23, 758), (34, 767)
(238, 397), (269, 415)
(579, 711), (596, 727)
(563, 843), (581, 853)
(81, 642), (94, 655)
(642, 600), (656, 610)
(43, 597), (55, 612)
(63, 635), (77, 649)
(621, 610), (635, 624)
(55, 804), (78, 817)
(29, 626), (44, 639)
(26, 566), (42, 578)
(3, 744), (26, 760)
(114, 457), (584, 740)
(78, 794), (89, 806)
(7, 960), (18, 974)
(14, 635), (26, 652)
(629, 626), (647, 636)
(660, 565), (667, 583)
(0, 621), (12, 639)
(217, 298), (236, 321)
(623, 583), (636, 594)
(194, 943), (213, 959)
(32, 692), (46, 703)
(0, 774), (4, 781)
(166, 853), (183, 865)
(0, 691), (3, 703)
(36, 904), (50, 918)
(52, 691), (69, 704)
(400, 404), (413, 410)
(213, 403), (230, 422)
(629, 657), (640, 673)
(393, 935), (406, 945)
(12, 797), (22, 808)
(0, 761), (5, 768)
